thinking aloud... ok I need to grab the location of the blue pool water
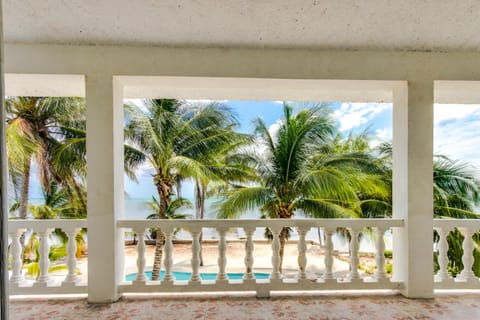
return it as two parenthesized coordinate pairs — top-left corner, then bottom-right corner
(126, 271), (270, 281)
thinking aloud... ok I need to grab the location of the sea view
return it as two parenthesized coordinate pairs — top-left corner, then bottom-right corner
(23, 197), (386, 252)
(124, 198), (382, 253)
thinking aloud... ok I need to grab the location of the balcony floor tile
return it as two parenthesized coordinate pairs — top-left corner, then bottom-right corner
(9, 292), (480, 320)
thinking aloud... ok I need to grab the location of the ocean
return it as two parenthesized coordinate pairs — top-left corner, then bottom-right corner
(24, 198), (383, 252)
(124, 198), (384, 252)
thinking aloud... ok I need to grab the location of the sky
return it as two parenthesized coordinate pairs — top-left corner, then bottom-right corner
(26, 100), (480, 200)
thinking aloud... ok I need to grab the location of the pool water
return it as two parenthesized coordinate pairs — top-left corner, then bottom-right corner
(126, 271), (270, 281)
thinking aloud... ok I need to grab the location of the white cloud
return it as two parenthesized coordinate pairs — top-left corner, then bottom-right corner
(369, 128), (392, 148)
(375, 128), (390, 140)
(434, 104), (480, 125)
(434, 104), (480, 174)
(333, 102), (391, 131)
(268, 120), (283, 143)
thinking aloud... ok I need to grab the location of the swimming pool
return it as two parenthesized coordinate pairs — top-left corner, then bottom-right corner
(125, 271), (270, 281)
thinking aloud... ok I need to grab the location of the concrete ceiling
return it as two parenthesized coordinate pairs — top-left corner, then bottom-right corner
(4, 0), (480, 51)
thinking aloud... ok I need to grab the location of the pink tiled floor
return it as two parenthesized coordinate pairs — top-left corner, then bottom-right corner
(9, 293), (480, 320)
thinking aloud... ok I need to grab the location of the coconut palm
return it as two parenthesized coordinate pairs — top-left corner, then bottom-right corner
(145, 195), (192, 241)
(376, 142), (480, 218)
(124, 99), (242, 280)
(27, 182), (80, 219)
(377, 142), (480, 276)
(184, 102), (254, 265)
(218, 104), (388, 271)
(50, 116), (146, 214)
(5, 97), (85, 219)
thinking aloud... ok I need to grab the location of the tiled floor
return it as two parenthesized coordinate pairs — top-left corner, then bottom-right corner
(9, 292), (480, 320)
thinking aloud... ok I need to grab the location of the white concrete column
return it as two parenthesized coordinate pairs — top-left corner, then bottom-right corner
(86, 75), (124, 303)
(392, 81), (434, 298)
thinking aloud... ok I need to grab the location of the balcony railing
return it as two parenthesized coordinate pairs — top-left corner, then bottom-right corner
(8, 219), (88, 295)
(434, 219), (480, 289)
(117, 219), (404, 296)
(10, 218), (480, 297)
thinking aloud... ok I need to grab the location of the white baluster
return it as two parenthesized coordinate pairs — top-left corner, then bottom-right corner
(243, 227), (255, 281)
(375, 227), (387, 281)
(63, 228), (81, 284)
(9, 228), (26, 285)
(217, 227), (228, 282)
(297, 226), (309, 280)
(323, 228), (334, 281)
(163, 228), (174, 284)
(189, 228), (201, 284)
(348, 228), (360, 281)
(270, 227), (282, 280)
(435, 227), (452, 282)
(36, 229), (53, 285)
(459, 227), (476, 281)
(133, 227), (147, 284)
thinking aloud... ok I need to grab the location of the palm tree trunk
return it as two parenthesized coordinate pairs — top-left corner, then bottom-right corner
(19, 159), (31, 262)
(151, 181), (170, 280)
(279, 227), (289, 273)
(18, 159), (31, 219)
(151, 231), (165, 280)
(195, 182), (206, 266)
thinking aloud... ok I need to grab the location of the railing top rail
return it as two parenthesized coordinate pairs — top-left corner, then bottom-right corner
(118, 218), (404, 230)
(8, 219), (87, 232)
(433, 218), (480, 229)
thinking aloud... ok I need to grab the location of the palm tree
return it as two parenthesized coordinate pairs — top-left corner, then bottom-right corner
(5, 97), (85, 219)
(376, 142), (480, 218)
(183, 102), (254, 265)
(377, 142), (480, 276)
(124, 99), (242, 280)
(146, 195), (192, 241)
(27, 182), (81, 219)
(218, 104), (388, 271)
(50, 116), (145, 214)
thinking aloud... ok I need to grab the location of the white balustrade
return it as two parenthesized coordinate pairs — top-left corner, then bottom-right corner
(162, 228), (175, 284)
(189, 228), (202, 284)
(133, 227), (147, 284)
(117, 219), (404, 295)
(216, 227), (228, 282)
(348, 228), (360, 281)
(323, 228), (334, 281)
(243, 227), (255, 281)
(434, 226), (452, 282)
(11, 217), (480, 296)
(9, 228), (26, 285)
(374, 227), (387, 281)
(270, 227), (282, 280)
(458, 227), (476, 282)
(433, 220), (480, 290)
(297, 226), (309, 280)
(36, 228), (53, 285)
(63, 228), (81, 284)
(8, 219), (88, 294)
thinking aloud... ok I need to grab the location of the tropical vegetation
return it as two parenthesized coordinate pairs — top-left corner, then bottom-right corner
(6, 96), (480, 278)
(123, 99), (248, 279)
